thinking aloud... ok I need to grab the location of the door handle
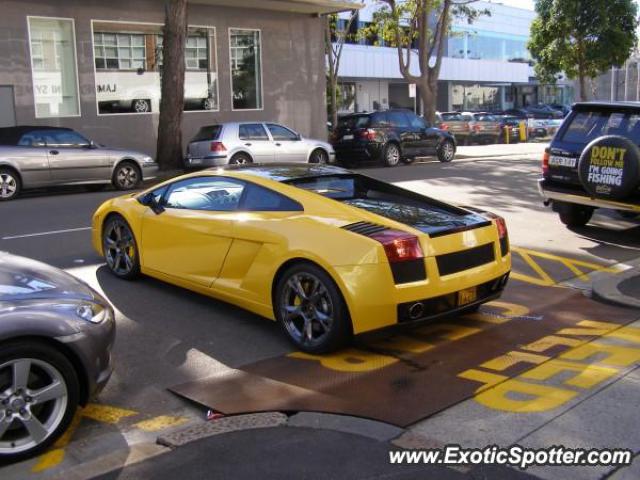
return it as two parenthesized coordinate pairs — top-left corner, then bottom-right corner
(49, 150), (59, 155)
(244, 143), (252, 146)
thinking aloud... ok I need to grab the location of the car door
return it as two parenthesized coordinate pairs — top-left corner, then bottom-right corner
(140, 176), (244, 287)
(43, 129), (110, 183)
(409, 115), (439, 154)
(387, 111), (416, 156)
(213, 181), (304, 305)
(12, 130), (53, 187)
(237, 123), (275, 163)
(266, 124), (308, 162)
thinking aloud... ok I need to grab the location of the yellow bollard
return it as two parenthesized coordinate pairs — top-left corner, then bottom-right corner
(504, 125), (510, 144)
(519, 121), (527, 142)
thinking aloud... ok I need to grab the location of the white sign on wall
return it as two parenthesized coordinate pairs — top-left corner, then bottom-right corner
(409, 83), (416, 98)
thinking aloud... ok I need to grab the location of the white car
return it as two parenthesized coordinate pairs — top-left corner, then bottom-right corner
(184, 122), (336, 169)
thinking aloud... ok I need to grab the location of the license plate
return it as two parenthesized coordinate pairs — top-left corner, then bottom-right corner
(548, 155), (577, 168)
(457, 287), (477, 306)
(342, 134), (354, 140)
(190, 158), (202, 164)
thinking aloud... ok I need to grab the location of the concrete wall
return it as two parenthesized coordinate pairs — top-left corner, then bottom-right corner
(0, 0), (327, 157)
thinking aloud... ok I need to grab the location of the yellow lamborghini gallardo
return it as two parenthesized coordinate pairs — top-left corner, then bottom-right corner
(92, 164), (510, 353)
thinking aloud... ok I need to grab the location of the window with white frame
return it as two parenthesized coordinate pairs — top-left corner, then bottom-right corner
(28, 17), (80, 117)
(230, 29), (262, 110)
(155, 34), (210, 70)
(93, 32), (146, 70)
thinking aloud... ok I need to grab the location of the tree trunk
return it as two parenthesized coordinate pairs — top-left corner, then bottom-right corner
(156, 0), (188, 171)
(578, 73), (588, 101)
(330, 77), (338, 128)
(419, 81), (437, 124)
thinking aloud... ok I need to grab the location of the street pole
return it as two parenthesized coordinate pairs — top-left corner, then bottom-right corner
(610, 66), (616, 101)
(624, 60), (629, 101)
(637, 61), (640, 101)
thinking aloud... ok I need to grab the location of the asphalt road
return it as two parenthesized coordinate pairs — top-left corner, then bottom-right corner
(1, 155), (639, 478)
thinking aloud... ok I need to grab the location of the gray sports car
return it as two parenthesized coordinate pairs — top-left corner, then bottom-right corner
(0, 253), (115, 462)
(0, 126), (159, 201)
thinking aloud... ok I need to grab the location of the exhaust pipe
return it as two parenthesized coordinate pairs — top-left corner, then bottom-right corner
(408, 302), (425, 320)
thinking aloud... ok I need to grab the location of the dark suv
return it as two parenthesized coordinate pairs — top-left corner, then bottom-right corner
(331, 110), (456, 167)
(538, 102), (640, 227)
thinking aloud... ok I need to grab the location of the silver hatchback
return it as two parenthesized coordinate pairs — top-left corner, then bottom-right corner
(184, 122), (335, 169)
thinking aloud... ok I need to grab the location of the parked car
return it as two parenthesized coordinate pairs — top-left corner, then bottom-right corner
(93, 163), (510, 353)
(465, 113), (502, 144)
(0, 252), (115, 462)
(547, 103), (571, 117)
(331, 109), (456, 167)
(0, 126), (158, 201)
(538, 101), (640, 227)
(438, 112), (472, 145)
(184, 122), (335, 170)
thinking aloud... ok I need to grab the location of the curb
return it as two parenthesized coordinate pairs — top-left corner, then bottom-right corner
(591, 260), (640, 309)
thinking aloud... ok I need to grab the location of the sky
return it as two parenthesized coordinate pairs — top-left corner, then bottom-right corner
(489, 0), (534, 10)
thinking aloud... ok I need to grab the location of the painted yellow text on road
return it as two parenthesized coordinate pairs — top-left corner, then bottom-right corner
(460, 320), (640, 413)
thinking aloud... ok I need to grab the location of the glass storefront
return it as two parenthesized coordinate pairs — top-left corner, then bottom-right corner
(28, 17), (80, 118)
(230, 29), (263, 110)
(451, 83), (503, 111)
(91, 21), (218, 115)
(447, 28), (531, 63)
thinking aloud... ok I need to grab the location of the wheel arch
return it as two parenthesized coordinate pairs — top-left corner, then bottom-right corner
(112, 157), (142, 177)
(270, 257), (354, 334)
(0, 163), (23, 185)
(0, 335), (90, 405)
(306, 146), (330, 163)
(229, 150), (254, 163)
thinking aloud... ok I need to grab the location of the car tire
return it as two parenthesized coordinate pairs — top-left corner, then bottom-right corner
(437, 139), (455, 162)
(202, 98), (215, 110)
(275, 262), (352, 354)
(382, 143), (401, 167)
(0, 168), (21, 201)
(309, 149), (328, 164)
(0, 340), (80, 464)
(557, 202), (594, 228)
(132, 99), (151, 113)
(112, 161), (141, 191)
(229, 153), (252, 165)
(102, 214), (141, 280)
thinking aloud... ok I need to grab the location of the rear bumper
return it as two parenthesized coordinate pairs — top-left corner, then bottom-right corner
(333, 142), (383, 163)
(141, 163), (160, 180)
(333, 234), (511, 334)
(538, 179), (640, 212)
(184, 154), (228, 169)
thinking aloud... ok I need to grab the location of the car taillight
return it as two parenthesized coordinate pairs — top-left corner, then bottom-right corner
(494, 216), (508, 239)
(356, 128), (376, 141)
(210, 141), (226, 152)
(542, 150), (550, 177)
(441, 123), (449, 130)
(370, 230), (424, 263)
(473, 124), (481, 132)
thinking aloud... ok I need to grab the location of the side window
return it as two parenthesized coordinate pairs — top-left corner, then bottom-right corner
(409, 115), (427, 129)
(164, 177), (245, 211)
(371, 112), (390, 127)
(266, 124), (298, 141)
(239, 123), (269, 141)
(46, 130), (90, 147)
(388, 111), (410, 128)
(18, 131), (47, 147)
(241, 183), (302, 211)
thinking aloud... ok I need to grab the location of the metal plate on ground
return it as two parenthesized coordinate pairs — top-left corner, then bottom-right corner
(170, 281), (637, 427)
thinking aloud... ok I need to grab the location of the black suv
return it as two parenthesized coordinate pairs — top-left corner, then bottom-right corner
(331, 110), (456, 167)
(538, 102), (640, 227)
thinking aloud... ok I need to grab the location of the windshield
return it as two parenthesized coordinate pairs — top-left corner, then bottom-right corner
(337, 115), (370, 130)
(191, 125), (222, 142)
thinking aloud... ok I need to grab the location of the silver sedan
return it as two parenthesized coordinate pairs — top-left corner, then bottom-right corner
(0, 253), (115, 462)
(0, 126), (159, 201)
(184, 122), (336, 169)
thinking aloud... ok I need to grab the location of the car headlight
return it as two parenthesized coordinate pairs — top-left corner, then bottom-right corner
(76, 303), (110, 324)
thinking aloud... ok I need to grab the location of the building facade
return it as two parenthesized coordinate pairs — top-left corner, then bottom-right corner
(336, 1), (574, 114)
(0, 0), (352, 156)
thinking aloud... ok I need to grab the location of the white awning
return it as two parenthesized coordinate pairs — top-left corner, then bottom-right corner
(189, 0), (361, 14)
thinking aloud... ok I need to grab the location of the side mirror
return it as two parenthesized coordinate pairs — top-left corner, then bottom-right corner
(139, 193), (165, 214)
(295, 133), (302, 141)
(83, 140), (98, 149)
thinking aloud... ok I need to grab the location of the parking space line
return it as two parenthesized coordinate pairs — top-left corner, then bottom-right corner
(134, 415), (188, 432)
(1, 227), (91, 240)
(32, 409), (83, 472)
(82, 403), (138, 424)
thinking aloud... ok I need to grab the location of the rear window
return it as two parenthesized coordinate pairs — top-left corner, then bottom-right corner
(442, 113), (463, 121)
(191, 125), (222, 142)
(561, 110), (640, 145)
(337, 115), (370, 130)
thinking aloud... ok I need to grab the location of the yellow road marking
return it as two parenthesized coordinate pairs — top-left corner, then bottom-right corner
(134, 415), (188, 432)
(32, 408), (83, 472)
(511, 247), (623, 287)
(81, 403), (137, 424)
